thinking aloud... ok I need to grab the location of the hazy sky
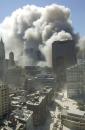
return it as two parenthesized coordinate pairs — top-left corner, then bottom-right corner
(0, 0), (85, 36)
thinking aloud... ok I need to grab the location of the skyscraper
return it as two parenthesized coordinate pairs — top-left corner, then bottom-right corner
(52, 40), (77, 72)
(0, 82), (10, 119)
(0, 38), (5, 80)
(52, 40), (77, 89)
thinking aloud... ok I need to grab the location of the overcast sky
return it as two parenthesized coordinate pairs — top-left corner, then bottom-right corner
(0, 0), (85, 36)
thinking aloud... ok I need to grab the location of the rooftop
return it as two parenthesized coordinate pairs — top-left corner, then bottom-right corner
(1, 123), (24, 130)
(67, 109), (85, 117)
(14, 108), (33, 122)
(26, 87), (52, 106)
(26, 91), (45, 106)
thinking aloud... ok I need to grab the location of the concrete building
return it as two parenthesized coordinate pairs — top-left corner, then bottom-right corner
(0, 38), (16, 82)
(5, 91), (33, 130)
(61, 109), (85, 130)
(0, 38), (5, 80)
(77, 49), (85, 64)
(13, 107), (33, 130)
(26, 87), (54, 126)
(10, 86), (54, 127)
(8, 52), (15, 68)
(24, 78), (35, 94)
(24, 66), (41, 76)
(34, 73), (56, 88)
(66, 62), (85, 99)
(6, 66), (25, 89)
(0, 82), (10, 119)
(0, 110), (32, 130)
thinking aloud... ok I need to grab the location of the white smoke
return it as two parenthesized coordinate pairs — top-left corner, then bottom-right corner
(0, 4), (77, 66)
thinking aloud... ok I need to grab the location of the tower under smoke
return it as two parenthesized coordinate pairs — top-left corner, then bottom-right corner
(52, 40), (77, 90)
(52, 40), (77, 71)
(0, 4), (78, 66)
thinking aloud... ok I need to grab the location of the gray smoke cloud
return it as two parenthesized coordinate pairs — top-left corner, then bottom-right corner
(0, 4), (78, 67)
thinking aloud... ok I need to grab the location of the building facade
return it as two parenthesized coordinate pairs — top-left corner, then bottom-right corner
(52, 40), (77, 89)
(0, 82), (10, 119)
(0, 38), (16, 82)
(26, 87), (54, 126)
(66, 62), (85, 99)
(61, 109), (85, 130)
(0, 38), (5, 80)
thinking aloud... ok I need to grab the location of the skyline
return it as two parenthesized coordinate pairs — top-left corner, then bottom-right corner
(0, 0), (85, 37)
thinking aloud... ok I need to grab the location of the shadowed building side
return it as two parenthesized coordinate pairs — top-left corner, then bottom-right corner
(52, 40), (77, 71)
(52, 40), (77, 89)
(9, 51), (15, 67)
(0, 38), (5, 80)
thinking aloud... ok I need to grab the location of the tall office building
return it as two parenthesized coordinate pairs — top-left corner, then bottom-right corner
(0, 82), (10, 119)
(66, 62), (85, 99)
(9, 51), (15, 67)
(0, 38), (5, 80)
(52, 40), (77, 89)
(52, 40), (77, 70)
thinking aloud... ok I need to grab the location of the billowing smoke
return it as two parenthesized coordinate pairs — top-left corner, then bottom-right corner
(0, 4), (78, 66)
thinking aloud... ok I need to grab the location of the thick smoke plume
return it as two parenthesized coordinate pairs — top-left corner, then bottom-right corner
(0, 4), (78, 66)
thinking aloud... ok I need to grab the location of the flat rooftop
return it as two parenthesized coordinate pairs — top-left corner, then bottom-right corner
(26, 87), (52, 106)
(26, 91), (45, 106)
(67, 109), (85, 116)
(13, 106), (33, 122)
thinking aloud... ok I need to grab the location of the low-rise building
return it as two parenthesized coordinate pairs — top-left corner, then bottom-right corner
(0, 105), (33, 130)
(26, 87), (54, 126)
(61, 109), (85, 130)
(13, 106), (33, 130)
